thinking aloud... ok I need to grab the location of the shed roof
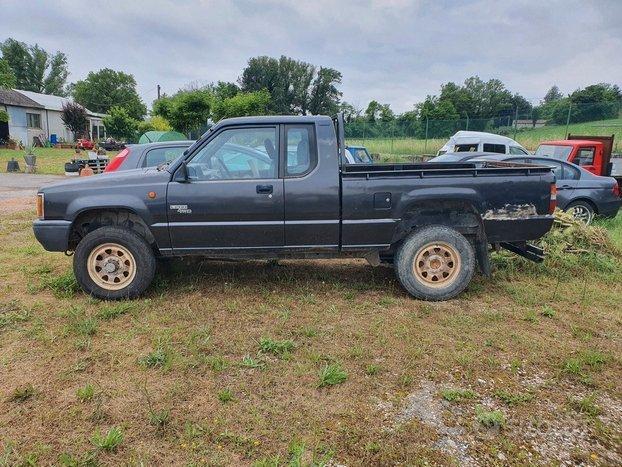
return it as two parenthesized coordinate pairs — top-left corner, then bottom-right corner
(0, 89), (44, 108)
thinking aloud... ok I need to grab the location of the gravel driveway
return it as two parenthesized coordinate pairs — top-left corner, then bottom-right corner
(0, 173), (65, 214)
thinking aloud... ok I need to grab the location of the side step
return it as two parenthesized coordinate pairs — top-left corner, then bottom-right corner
(499, 242), (545, 263)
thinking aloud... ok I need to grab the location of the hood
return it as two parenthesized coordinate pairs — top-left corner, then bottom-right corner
(39, 168), (170, 193)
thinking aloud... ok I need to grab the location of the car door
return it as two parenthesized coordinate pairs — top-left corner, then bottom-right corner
(167, 125), (284, 253)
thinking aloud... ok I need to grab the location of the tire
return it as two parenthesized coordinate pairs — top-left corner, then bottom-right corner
(73, 226), (156, 300)
(565, 200), (594, 225)
(394, 225), (475, 301)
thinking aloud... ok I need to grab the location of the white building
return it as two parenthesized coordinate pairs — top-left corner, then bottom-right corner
(16, 90), (107, 144)
(0, 89), (106, 146)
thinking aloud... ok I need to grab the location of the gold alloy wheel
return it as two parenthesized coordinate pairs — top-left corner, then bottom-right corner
(87, 243), (136, 291)
(413, 241), (461, 287)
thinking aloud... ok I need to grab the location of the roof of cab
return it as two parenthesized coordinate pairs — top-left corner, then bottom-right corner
(211, 115), (332, 130)
(539, 139), (604, 146)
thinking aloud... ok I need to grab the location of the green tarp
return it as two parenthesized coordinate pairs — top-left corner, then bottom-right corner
(138, 131), (187, 144)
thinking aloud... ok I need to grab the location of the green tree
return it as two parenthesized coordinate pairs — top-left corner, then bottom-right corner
(0, 59), (16, 88)
(167, 90), (212, 134)
(308, 67), (343, 115)
(0, 38), (69, 95)
(71, 68), (147, 119)
(61, 102), (89, 139)
(239, 55), (342, 115)
(151, 97), (175, 121)
(102, 106), (139, 141)
(136, 116), (172, 135)
(211, 90), (271, 121)
(542, 85), (563, 104)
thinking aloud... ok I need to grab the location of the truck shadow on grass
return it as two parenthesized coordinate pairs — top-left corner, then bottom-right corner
(149, 258), (406, 298)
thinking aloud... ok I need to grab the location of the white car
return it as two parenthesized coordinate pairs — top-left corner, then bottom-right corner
(437, 131), (529, 156)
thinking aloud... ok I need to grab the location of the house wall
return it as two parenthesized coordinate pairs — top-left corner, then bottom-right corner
(46, 110), (74, 143)
(6, 106), (28, 145)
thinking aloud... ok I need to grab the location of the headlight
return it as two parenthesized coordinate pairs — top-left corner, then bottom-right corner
(36, 193), (44, 219)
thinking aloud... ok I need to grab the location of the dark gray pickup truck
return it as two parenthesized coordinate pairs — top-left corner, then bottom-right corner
(34, 114), (556, 301)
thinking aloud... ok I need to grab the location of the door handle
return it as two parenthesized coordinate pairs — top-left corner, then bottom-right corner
(256, 184), (273, 194)
(560, 184), (572, 189)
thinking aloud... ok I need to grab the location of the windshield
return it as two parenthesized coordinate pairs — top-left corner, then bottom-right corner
(535, 144), (572, 161)
(351, 148), (373, 163)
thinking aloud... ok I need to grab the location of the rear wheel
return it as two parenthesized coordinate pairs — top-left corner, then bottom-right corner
(394, 225), (475, 301)
(566, 200), (594, 225)
(73, 226), (156, 300)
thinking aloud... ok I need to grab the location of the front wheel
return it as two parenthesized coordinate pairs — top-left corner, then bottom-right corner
(394, 225), (475, 301)
(73, 226), (156, 300)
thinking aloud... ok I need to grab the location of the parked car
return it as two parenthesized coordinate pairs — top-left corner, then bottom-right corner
(100, 138), (126, 151)
(431, 152), (621, 224)
(34, 114), (556, 301)
(436, 131), (529, 156)
(104, 141), (194, 173)
(76, 138), (95, 150)
(534, 134), (622, 191)
(343, 145), (374, 164)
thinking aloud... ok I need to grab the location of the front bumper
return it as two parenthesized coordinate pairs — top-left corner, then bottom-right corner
(33, 219), (72, 252)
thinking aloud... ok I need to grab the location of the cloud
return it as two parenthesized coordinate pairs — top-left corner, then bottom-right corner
(1, 0), (620, 113)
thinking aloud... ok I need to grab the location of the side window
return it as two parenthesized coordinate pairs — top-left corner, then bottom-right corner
(455, 144), (478, 152)
(285, 125), (316, 176)
(562, 164), (581, 180)
(187, 127), (277, 180)
(144, 146), (187, 167)
(574, 147), (595, 166)
(509, 146), (528, 155)
(483, 143), (506, 154)
(547, 161), (564, 179)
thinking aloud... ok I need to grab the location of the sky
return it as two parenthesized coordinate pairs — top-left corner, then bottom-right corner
(1, 0), (621, 113)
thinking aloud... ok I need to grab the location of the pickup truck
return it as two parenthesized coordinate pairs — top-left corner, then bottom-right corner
(33, 114), (556, 301)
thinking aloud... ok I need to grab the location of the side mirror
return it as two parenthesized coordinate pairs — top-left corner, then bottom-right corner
(175, 161), (189, 183)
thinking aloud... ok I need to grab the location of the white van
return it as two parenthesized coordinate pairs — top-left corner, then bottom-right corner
(436, 131), (529, 156)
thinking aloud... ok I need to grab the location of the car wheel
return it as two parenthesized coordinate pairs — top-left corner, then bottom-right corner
(73, 226), (156, 300)
(394, 225), (475, 301)
(566, 200), (594, 225)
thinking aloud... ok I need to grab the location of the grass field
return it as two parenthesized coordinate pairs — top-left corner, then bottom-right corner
(348, 118), (622, 162)
(1, 206), (621, 465)
(0, 148), (119, 176)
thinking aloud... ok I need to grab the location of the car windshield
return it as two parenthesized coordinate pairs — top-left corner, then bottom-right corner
(350, 148), (372, 163)
(534, 144), (572, 161)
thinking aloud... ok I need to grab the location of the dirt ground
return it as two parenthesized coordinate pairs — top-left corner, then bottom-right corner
(0, 173), (64, 214)
(0, 201), (620, 466)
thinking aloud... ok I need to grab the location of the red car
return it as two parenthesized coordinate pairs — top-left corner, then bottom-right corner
(76, 138), (95, 150)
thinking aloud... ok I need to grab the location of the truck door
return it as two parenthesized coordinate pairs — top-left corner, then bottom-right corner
(167, 125), (284, 253)
(281, 123), (340, 249)
(571, 146), (597, 175)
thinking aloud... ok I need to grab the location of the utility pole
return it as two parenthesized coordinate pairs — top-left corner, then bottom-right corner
(157, 85), (161, 100)
(513, 106), (519, 140)
(565, 102), (572, 138)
